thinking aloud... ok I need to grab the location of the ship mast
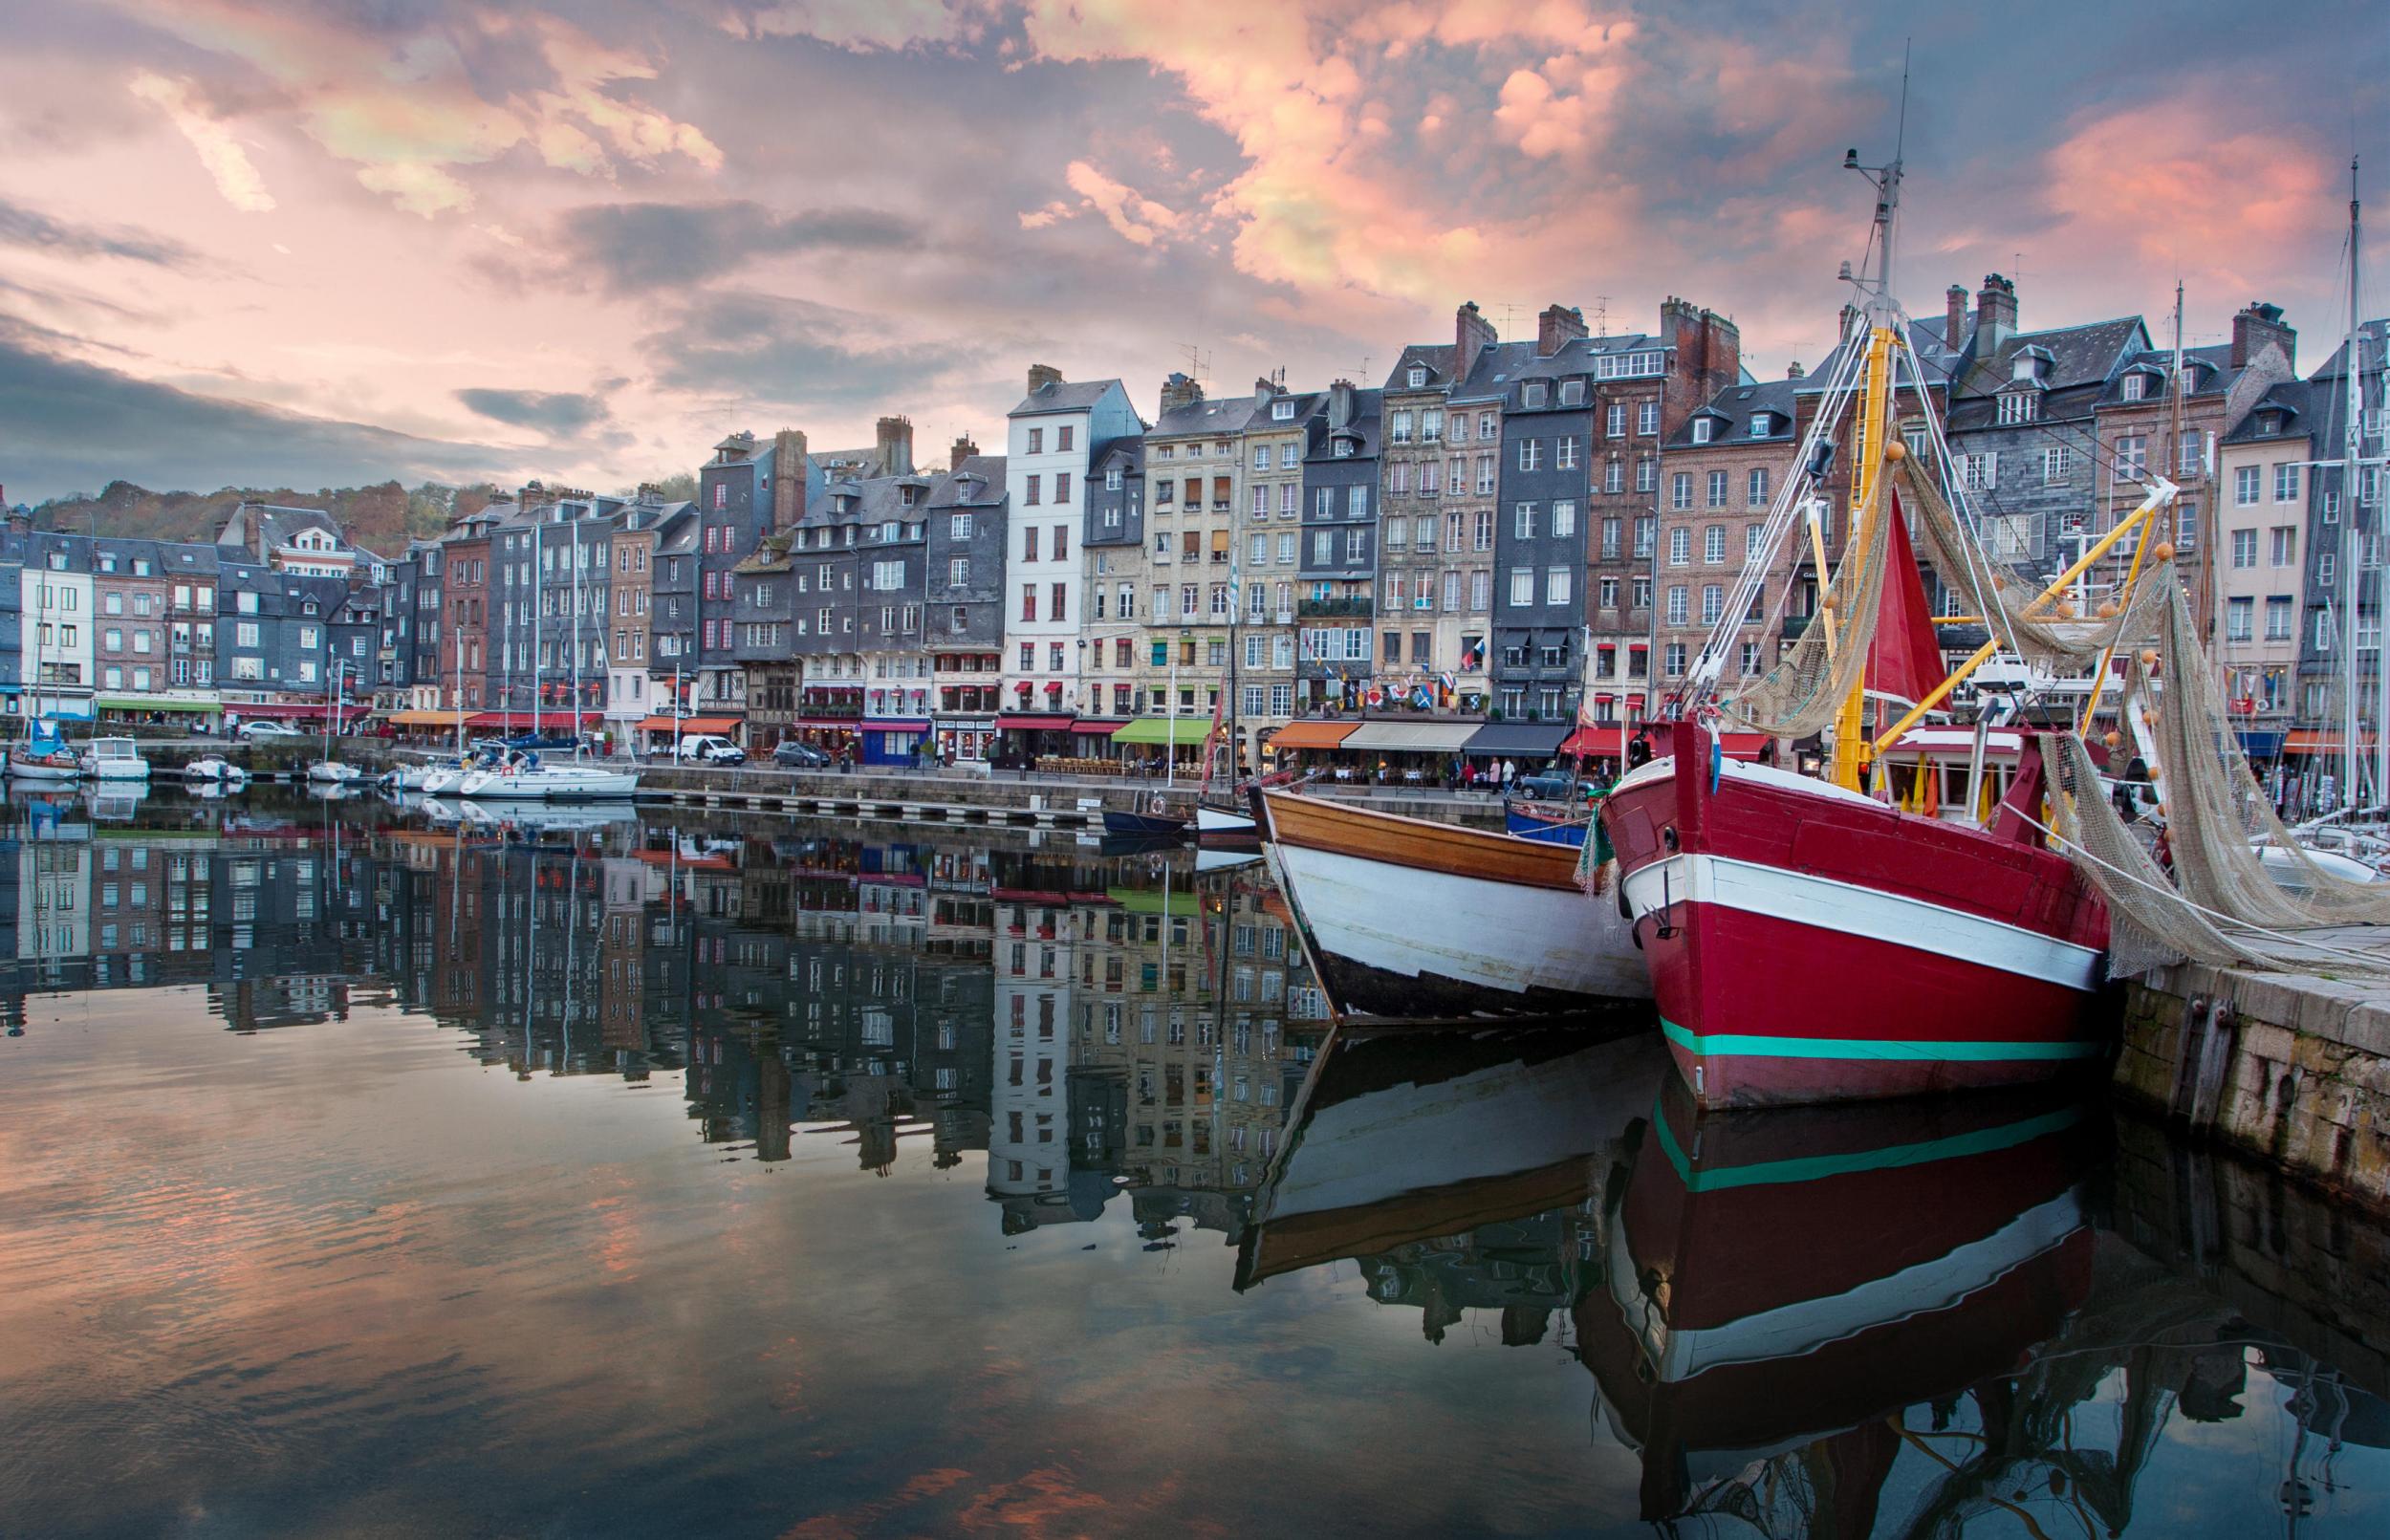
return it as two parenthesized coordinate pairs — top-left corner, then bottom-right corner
(2339, 158), (2364, 811)
(1826, 136), (1904, 792)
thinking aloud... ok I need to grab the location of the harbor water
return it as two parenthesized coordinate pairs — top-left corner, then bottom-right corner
(1, 788), (2387, 1537)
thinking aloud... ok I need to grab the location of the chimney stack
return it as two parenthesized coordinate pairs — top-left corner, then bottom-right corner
(1662, 297), (1741, 403)
(1787, 360), (1805, 380)
(1159, 371), (1204, 415)
(1975, 273), (2018, 351)
(1454, 300), (1497, 385)
(771, 428), (809, 531)
(1945, 285), (1969, 352)
(2231, 302), (2295, 372)
(1328, 380), (1355, 430)
(1026, 363), (1064, 395)
(875, 415), (915, 476)
(1536, 303), (1589, 358)
(949, 433), (979, 472)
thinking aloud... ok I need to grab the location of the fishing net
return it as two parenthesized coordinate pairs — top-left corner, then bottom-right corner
(2045, 575), (2390, 979)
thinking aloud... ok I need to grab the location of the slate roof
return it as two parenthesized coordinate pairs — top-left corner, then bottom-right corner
(216, 500), (350, 560)
(1314, 387), (1383, 459)
(1446, 339), (1538, 405)
(1149, 392), (1262, 439)
(1666, 376), (1803, 448)
(2308, 319), (2388, 381)
(2097, 342), (2237, 406)
(2222, 380), (2325, 447)
(1010, 378), (1125, 417)
(1087, 436), (1144, 474)
(1382, 343), (1458, 393)
(926, 454), (1010, 509)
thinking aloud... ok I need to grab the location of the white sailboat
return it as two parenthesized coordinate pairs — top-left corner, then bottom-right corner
(306, 653), (363, 784)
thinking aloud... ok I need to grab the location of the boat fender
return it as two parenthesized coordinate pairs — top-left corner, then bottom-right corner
(1710, 739), (1724, 794)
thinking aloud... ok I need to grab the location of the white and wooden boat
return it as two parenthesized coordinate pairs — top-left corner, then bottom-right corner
(7, 727), (82, 782)
(306, 759), (365, 786)
(77, 736), (152, 781)
(1258, 789), (1649, 1019)
(1236, 1022), (1665, 1291)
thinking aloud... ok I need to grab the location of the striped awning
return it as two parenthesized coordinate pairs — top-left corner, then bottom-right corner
(1266, 720), (1358, 751)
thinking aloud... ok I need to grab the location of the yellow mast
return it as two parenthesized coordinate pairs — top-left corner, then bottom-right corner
(1828, 319), (1899, 791)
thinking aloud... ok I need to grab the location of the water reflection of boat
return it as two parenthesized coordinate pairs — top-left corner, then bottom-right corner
(1576, 1078), (2103, 1526)
(1236, 1023), (1664, 1291)
(1257, 790), (1649, 1020)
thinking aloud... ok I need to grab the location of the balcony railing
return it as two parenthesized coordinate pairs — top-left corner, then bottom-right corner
(1296, 596), (1374, 618)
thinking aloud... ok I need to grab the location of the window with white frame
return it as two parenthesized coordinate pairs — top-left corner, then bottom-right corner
(1509, 568), (1533, 606)
(2235, 465), (2260, 505)
(1668, 527), (1690, 565)
(1665, 585), (1688, 624)
(1547, 566), (1569, 604)
(1553, 500), (1576, 538)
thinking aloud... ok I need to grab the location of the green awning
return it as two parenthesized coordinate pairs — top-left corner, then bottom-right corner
(1112, 886), (1200, 916)
(96, 696), (221, 713)
(1110, 715), (1213, 746)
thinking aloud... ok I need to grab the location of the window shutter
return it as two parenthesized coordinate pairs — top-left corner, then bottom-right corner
(1982, 451), (1999, 489)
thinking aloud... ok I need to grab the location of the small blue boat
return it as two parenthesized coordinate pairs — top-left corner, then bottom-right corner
(1504, 797), (1592, 849)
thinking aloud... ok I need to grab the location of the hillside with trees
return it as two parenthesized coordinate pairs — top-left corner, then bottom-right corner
(28, 473), (698, 556)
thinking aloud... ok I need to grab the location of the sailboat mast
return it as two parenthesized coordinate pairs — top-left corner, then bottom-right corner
(1827, 140), (1903, 792)
(532, 515), (543, 742)
(570, 507), (581, 755)
(2341, 158), (2363, 811)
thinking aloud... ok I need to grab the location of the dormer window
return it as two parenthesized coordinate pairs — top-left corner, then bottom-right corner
(1106, 466), (1123, 490)
(1522, 381), (1549, 408)
(1558, 380), (1585, 406)
(302, 599), (319, 616)
(2261, 412), (2281, 435)
(1691, 418), (1713, 444)
(1408, 365), (1427, 388)
(1271, 400), (1295, 421)
(2122, 372), (2148, 401)
(1749, 414), (1771, 438)
(2012, 356), (2035, 381)
(1997, 391), (2040, 425)
(1333, 440), (1353, 458)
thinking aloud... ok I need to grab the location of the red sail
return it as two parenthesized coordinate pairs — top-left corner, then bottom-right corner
(1866, 487), (1948, 709)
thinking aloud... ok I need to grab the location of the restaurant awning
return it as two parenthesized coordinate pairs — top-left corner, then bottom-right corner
(466, 710), (600, 731)
(1266, 720), (1358, 751)
(2284, 729), (2377, 755)
(96, 695), (222, 714)
(862, 718), (930, 732)
(1342, 720), (1483, 754)
(385, 708), (454, 727)
(1071, 719), (1128, 736)
(637, 714), (742, 735)
(1462, 722), (1570, 757)
(228, 702), (339, 719)
(1112, 715), (1213, 746)
(995, 713), (1075, 731)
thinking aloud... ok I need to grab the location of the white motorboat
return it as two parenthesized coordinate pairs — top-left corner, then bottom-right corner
(307, 760), (365, 786)
(78, 736), (152, 781)
(455, 752), (639, 801)
(1195, 801), (1258, 836)
(383, 756), (464, 793)
(181, 755), (250, 787)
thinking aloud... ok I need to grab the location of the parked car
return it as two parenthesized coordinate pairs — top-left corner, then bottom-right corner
(771, 741), (832, 768)
(676, 734), (746, 765)
(1514, 771), (1578, 801)
(235, 720), (306, 742)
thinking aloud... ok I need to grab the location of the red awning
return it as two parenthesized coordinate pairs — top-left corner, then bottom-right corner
(636, 714), (742, 735)
(2284, 729), (2379, 755)
(995, 713), (1075, 731)
(1716, 732), (1771, 762)
(791, 716), (860, 730)
(1071, 719), (1127, 736)
(465, 710), (598, 730)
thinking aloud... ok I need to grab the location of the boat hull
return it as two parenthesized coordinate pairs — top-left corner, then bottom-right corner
(1101, 809), (1186, 838)
(1261, 791), (1648, 1018)
(1195, 802), (1257, 836)
(1603, 722), (2109, 1110)
(8, 759), (81, 782)
(1504, 802), (1589, 847)
(455, 768), (640, 800)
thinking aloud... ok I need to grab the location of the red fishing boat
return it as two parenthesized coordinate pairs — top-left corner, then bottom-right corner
(1597, 141), (2161, 1109)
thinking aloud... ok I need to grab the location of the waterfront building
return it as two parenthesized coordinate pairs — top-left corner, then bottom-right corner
(2217, 363), (2317, 761)
(21, 532), (94, 720)
(1080, 432), (1145, 732)
(1001, 367), (1140, 760)
(1297, 380), (1377, 715)
(2290, 317), (2390, 799)
(1237, 379), (1313, 766)
(924, 444), (1010, 764)
(1136, 375), (1260, 758)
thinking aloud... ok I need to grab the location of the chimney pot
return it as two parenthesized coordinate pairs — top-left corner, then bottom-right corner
(1945, 284), (1969, 352)
(1536, 302), (1589, 358)
(1026, 363), (1064, 395)
(771, 428), (809, 531)
(949, 433), (980, 472)
(2230, 301), (2296, 372)
(1454, 300), (1499, 385)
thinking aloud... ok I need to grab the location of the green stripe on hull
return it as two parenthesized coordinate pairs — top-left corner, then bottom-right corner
(1661, 1018), (2106, 1064)
(1652, 1096), (2086, 1193)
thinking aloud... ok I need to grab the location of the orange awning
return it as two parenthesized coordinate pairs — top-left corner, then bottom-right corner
(1268, 720), (1358, 751)
(2284, 729), (2379, 755)
(638, 714), (741, 735)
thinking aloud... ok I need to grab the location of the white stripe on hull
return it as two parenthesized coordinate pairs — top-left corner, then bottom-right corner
(1195, 804), (1256, 834)
(1619, 853), (2101, 991)
(1608, 1190), (2085, 1383)
(1275, 841), (1650, 1002)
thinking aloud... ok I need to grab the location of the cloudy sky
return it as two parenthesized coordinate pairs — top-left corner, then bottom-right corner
(0, 0), (2380, 503)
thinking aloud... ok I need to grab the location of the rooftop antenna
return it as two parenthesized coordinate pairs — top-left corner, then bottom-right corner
(1590, 295), (1612, 336)
(1178, 342), (1212, 388)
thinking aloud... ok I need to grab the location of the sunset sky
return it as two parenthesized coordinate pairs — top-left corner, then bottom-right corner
(0, 0), (2380, 503)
